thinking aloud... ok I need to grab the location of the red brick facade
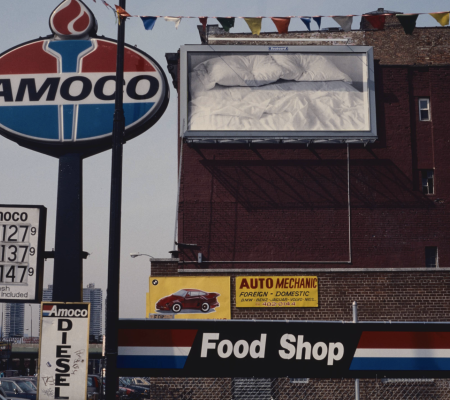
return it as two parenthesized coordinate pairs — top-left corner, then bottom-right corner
(162, 22), (450, 326)
(175, 25), (450, 271)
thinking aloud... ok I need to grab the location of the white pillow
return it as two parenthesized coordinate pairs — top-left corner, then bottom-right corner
(270, 54), (305, 81)
(296, 55), (352, 83)
(195, 55), (254, 87)
(194, 55), (285, 87)
(246, 55), (286, 86)
(189, 70), (215, 97)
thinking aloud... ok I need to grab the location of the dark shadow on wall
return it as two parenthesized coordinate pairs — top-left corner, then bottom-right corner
(199, 158), (435, 211)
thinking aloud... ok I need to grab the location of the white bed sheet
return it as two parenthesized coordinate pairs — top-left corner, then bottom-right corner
(188, 80), (368, 132)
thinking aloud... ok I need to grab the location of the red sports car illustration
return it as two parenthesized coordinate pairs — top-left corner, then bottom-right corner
(156, 289), (220, 313)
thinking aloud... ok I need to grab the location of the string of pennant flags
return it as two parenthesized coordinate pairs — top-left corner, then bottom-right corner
(92, 1), (450, 36)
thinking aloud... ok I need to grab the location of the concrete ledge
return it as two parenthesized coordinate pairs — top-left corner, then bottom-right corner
(178, 268), (450, 273)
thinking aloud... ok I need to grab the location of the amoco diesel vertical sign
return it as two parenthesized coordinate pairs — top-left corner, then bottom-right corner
(38, 303), (90, 400)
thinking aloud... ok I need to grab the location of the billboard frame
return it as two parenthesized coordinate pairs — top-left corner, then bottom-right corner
(180, 45), (377, 144)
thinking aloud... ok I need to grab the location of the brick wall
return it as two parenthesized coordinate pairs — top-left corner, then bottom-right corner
(176, 61), (450, 269)
(152, 262), (450, 321)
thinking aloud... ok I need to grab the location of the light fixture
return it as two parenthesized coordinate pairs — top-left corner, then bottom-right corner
(130, 252), (154, 259)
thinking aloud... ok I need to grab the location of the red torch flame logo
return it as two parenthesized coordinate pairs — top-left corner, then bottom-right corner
(50, 0), (94, 38)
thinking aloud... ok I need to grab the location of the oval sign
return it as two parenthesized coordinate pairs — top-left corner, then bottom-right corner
(0, 0), (169, 158)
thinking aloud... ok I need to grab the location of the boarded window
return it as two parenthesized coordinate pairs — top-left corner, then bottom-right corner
(425, 247), (438, 268)
(421, 170), (434, 195)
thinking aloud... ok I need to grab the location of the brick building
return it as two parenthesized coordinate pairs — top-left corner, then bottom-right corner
(158, 10), (450, 323)
(145, 9), (450, 398)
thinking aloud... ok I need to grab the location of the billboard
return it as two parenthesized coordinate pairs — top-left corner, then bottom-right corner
(118, 320), (450, 378)
(236, 276), (318, 308)
(38, 302), (90, 400)
(147, 277), (231, 320)
(180, 45), (376, 142)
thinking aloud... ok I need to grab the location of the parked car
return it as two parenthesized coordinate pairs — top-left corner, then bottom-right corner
(119, 377), (150, 399)
(87, 374), (101, 399)
(156, 289), (220, 313)
(0, 378), (36, 400)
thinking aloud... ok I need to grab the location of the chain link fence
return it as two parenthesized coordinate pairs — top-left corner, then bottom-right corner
(143, 377), (450, 400)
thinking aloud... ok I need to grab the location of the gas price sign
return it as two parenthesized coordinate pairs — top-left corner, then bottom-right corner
(0, 205), (46, 302)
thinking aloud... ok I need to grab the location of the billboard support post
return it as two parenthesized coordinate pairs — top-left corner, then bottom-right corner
(53, 153), (83, 302)
(353, 301), (360, 400)
(105, 0), (126, 398)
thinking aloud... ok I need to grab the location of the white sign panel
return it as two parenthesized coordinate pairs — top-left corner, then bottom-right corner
(38, 302), (90, 400)
(0, 205), (46, 302)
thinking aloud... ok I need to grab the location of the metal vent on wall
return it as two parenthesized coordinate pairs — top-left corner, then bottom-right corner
(233, 378), (272, 400)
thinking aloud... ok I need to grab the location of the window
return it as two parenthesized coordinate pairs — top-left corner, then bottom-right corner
(421, 170), (434, 195)
(425, 247), (438, 268)
(419, 98), (431, 121)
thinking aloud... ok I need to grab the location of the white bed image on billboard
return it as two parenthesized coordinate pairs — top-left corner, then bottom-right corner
(181, 45), (376, 142)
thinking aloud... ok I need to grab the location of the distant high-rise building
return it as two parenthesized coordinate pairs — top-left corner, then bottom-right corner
(2, 303), (24, 338)
(42, 284), (53, 302)
(83, 283), (102, 341)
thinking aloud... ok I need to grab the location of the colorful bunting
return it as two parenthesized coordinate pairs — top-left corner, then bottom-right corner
(396, 14), (419, 35)
(244, 18), (262, 35)
(115, 5), (131, 18)
(141, 16), (157, 30)
(271, 18), (291, 34)
(199, 17), (208, 31)
(301, 17), (311, 31)
(332, 16), (353, 32)
(429, 12), (449, 26)
(217, 17), (235, 32)
(363, 14), (386, 30)
(164, 17), (182, 29)
(313, 17), (322, 29)
(88, 3), (450, 37)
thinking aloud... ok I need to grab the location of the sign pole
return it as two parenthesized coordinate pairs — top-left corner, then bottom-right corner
(105, 0), (126, 398)
(53, 153), (83, 302)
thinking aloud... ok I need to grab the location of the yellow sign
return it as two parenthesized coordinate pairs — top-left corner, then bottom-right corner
(147, 277), (231, 320)
(236, 276), (318, 308)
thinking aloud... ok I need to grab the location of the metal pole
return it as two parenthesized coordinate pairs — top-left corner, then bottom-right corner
(28, 304), (32, 342)
(53, 153), (83, 302)
(105, 1), (126, 398)
(353, 301), (360, 400)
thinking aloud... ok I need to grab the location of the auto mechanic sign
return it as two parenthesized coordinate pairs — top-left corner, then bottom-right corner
(38, 303), (90, 400)
(117, 320), (450, 379)
(0, 0), (168, 157)
(0, 205), (46, 302)
(236, 276), (318, 308)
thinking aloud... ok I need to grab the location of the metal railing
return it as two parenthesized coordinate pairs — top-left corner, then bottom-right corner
(141, 377), (450, 399)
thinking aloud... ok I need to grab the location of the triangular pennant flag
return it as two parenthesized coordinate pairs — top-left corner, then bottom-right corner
(271, 18), (291, 34)
(244, 18), (262, 35)
(332, 16), (353, 32)
(217, 18), (235, 32)
(430, 12), (449, 26)
(141, 16), (157, 31)
(115, 5), (131, 18)
(300, 17), (311, 31)
(396, 14), (418, 35)
(313, 16), (321, 29)
(164, 17), (182, 29)
(363, 14), (386, 30)
(199, 17), (208, 31)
